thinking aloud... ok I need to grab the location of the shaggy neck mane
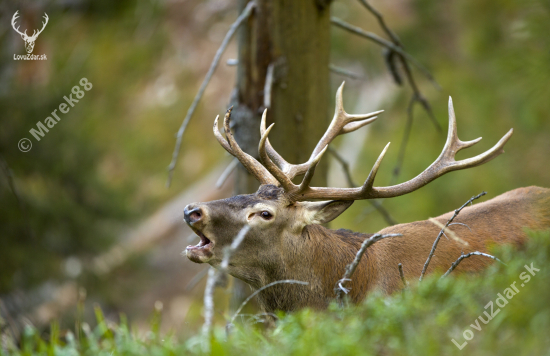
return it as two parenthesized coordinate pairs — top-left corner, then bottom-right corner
(254, 224), (376, 312)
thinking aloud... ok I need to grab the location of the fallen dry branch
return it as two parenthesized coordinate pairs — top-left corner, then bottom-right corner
(441, 251), (506, 278)
(335, 233), (402, 304)
(419, 191), (486, 281)
(167, 1), (255, 187)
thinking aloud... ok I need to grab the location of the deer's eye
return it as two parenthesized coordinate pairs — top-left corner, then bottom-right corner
(260, 211), (273, 220)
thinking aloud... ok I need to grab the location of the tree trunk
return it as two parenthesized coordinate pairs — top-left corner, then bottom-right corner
(230, 0), (332, 309)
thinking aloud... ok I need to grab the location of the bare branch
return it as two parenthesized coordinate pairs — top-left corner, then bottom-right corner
(331, 17), (439, 89)
(202, 225), (250, 351)
(328, 147), (397, 226)
(419, 191), (487, 281)
(229, 279), (308, 325)
(215, 158), (238, 189)
(335, 233), (402, 304)
(357, 0), (402, 46)
(398, 263), (408, 288)
(449, 222), (472, 233)
(263, 63), (275, 109)
(185, 267), (210, 292)
(329, 64), (363, 80)
(390, 95), (415, 183)
(441, 251), (506, 279)
(167, 1), (255, 187)
(428, 218), (468, 246)
(341, 3), (443, 133)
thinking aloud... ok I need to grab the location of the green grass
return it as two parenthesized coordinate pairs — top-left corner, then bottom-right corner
(3, 230), (550, 356)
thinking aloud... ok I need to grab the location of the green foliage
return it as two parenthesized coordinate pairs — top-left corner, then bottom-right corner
(3, 231), (549, 355)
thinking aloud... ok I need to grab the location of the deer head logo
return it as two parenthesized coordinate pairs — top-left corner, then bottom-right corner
(11, 11), (49, 54)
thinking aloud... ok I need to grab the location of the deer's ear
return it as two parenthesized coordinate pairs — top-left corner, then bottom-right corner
(302, 200), (354, 225)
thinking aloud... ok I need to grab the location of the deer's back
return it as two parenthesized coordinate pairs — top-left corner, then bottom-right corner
(370, 186), (550, 293)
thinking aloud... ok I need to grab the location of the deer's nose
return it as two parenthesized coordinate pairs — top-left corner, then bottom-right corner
(184, 205), (203, 225)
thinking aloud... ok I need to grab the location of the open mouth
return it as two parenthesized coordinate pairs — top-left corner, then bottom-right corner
(187, 231), (212, 250)
(185, 230), (214, 263)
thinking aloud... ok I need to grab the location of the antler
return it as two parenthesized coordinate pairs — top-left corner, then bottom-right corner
(30, 13), (49, 39)
(283, 96), (513, 201)
(213, 84), (512, 203)
(11, 11), (27, 38)
(259, 81), (382, 180)
(213, 108), (279, 186)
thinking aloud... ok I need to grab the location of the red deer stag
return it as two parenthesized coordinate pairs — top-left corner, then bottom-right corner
(184, 83), (550, 312)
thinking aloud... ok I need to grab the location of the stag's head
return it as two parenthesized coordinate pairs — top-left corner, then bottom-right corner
(11, 11), (49, 53)
(184, 82), (513, 281)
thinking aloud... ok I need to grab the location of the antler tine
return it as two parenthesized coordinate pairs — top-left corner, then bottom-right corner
(213, 108), (279, 186)
(259, 83), (382, 181)
(309, 82), (382, 159)
(291, 97), (513, 201)
(259, 109), (296, 175)
(258, 123), (296, 191)
(297, 145), (328, 195)
(360, 142), (391, 193)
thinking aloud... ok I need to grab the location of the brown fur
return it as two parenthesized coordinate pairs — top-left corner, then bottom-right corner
(185, 186), (550, 312)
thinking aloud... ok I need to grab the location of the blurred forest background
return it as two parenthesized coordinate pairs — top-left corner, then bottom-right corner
(1, 0), (549, 340)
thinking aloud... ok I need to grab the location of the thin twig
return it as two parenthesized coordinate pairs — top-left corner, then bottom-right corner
(335, 233), (402, 304)
(185, 267), (210, 291)
(229, 280), (308, 325)
(166, 1), (255, 187)
(329, 64), (363, 80)
(390, 95), (415, 183)
(441, 252), (506, 279)
(428, 218), (468, 246)
(419, 191), (487, 281)
(216, 158), (238, 189)
(355, 0), (443, 181)
(357, 0), (402, 46)
(263, 63), (275, 109)
(202, 225), (250, 351)
(331, 17), (439, 89)
(398, 263), (408, 287)
(449, 222), (472, 233)
(349, 2), (443, 133)
(328, 147), (397, 226)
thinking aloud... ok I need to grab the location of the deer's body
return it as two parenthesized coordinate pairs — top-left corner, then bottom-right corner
(183, 83), (549, 312)
(206, 186), (549, 312)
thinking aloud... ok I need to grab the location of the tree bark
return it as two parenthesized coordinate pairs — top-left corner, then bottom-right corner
(230, 0), (332, 309)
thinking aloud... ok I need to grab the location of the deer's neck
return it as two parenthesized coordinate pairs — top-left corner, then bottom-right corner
(253, 225), (377, 312)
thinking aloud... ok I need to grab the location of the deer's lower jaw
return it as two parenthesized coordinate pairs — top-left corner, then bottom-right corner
(185, 232), (214, 263)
